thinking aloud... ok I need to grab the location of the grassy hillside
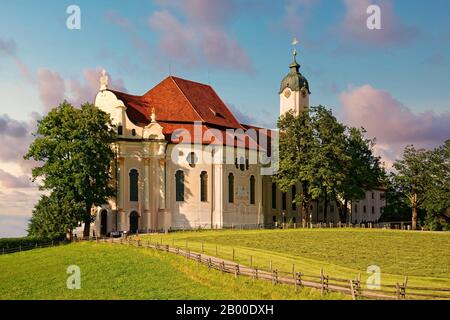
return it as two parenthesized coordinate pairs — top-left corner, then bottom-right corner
(0, 242), (345, 300)
(138, 229), (450, 288)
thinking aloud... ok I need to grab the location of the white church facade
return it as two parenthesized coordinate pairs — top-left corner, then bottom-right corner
(91, 49), (385, 236)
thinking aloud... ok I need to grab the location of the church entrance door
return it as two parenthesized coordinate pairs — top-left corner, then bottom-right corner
(100, 210), (108, 236)
(130, 211), (139, 234)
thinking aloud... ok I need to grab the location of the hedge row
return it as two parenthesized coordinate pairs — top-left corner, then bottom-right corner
(0, 236), (63, 249)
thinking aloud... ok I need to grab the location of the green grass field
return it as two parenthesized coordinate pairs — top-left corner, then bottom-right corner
(138, 228), (450, 289)
(0, 242), (345, 300)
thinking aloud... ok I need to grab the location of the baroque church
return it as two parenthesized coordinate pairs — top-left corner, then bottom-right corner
(91, 47), (386, 236)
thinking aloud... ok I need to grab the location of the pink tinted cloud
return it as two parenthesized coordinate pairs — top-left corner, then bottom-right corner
(0, 38), (34, 82)
(0, 169), (32, 188)
(37, 69), (66, 111)
(0, 114), (37, 174)
(37, 68), (126, 110)
(148, 0), (253, 73)
(341, 85), (450, 167)
(339, 0), (418, 46)
(68, 68), (127, 107)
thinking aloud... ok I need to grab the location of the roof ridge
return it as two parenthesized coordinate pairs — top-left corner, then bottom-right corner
(169, 76), (206, 124)
(169, 75), (212, 88)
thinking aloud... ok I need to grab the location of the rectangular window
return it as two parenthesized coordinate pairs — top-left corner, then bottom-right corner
(363, 205), (366, 213)
(228, 173), (234, 203)
(372, 206), (375, 214)
(282, 192), (287, 211)
(250, 176), (255, 205)
(200, 171), (208, 202)
(175, 171), (184, 202)
(271, 183), (277, 209)
(354, 205), (358, 213)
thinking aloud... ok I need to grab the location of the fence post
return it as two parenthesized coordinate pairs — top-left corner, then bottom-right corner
(250, 255), (252, 267)
(202, 242), (204, 253)
(221, 261), (225, 273)
(350, 280), (356, 300)
(254, 267), (258, 279)
(208, 258), (212, 270)
(403, 276), (408, 298)
(232, 248), (235, 261)
(295, 272), (302, 292)
(234, 264), (240, 278)
(320, 268), (329, 295)
(272, 269), (278, 285)
(198, 254), (202, 263)
(215, 245), (218, 256)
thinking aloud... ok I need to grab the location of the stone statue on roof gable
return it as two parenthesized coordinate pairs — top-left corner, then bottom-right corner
(100, 69), (108, 91)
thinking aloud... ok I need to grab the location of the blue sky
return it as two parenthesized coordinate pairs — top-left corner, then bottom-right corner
(0, 0), (449, 237)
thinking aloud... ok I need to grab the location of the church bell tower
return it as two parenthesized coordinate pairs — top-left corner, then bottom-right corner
(279, 39), (310, 116)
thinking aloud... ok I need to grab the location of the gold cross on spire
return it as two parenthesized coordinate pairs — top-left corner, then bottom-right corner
(291, 37), (299, 60)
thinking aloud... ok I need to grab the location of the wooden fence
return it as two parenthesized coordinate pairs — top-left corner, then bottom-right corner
(0, 240), (68, 255)
(92, 237), (450, 300)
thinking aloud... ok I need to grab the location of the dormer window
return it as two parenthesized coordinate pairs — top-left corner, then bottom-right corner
(209, 107), (225, 119)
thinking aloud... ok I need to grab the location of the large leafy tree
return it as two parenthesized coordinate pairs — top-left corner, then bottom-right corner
(275, 106), (384, 225)
(25, 102), (116, 238)
(334, 127), (384, 222)
(420, 140), (450, 230)
(392, 145), (433, 230)
(309, 106), (349, 223)
(28, 192), (84, 239)
(275, 108), (315, 227)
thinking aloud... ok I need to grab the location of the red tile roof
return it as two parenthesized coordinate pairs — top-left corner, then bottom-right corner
(111, 76), (243, 129)
(108, 76), (271, 149)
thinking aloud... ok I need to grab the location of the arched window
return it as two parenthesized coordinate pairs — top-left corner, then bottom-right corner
(117, 125), (123, 135)
(175, 170), (185, 202)
(129, 169), (139, 201)
(250, 175), (255, 205)
(131, 129), (136, 136)
(271, 183), (277, 209)
(282, 192), (287, 210)
(200, 171), (208, 202)
(291, 185), (297, 211)
(228, 173), (234, 203)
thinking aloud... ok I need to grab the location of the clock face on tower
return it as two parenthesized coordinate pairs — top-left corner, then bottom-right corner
(301, 88), (307, 98)
(284, 89), (291, 98)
